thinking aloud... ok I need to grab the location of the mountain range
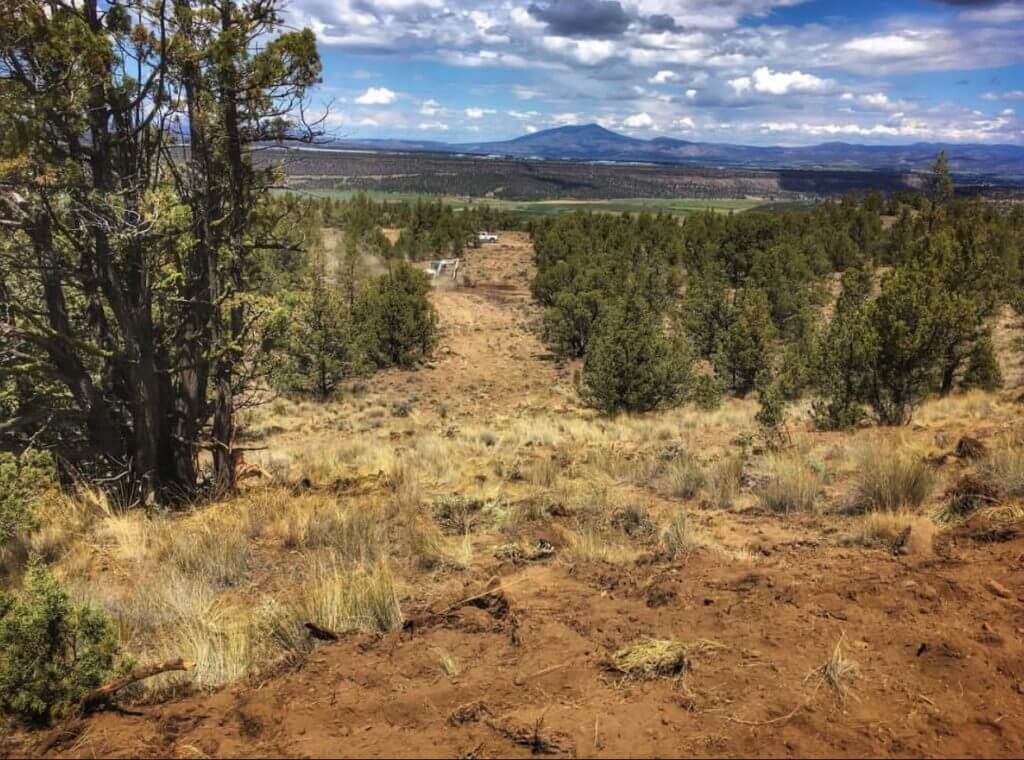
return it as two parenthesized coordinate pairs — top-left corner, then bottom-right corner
(317, 124), (1024, 181)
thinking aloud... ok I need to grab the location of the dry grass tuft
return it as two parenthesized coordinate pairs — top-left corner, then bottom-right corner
(758, 455), (823, 514)
(565, 525), (637, 564)
(167, 524), (251, 587)
(840, 510), (918, 549)
(295, 559), (404, 635)
(660, 454), (706, 500)
(406, 517), (470, 570)
(852, 445), (933, 513)
(661, 508), (700, 559)
(707, 454), (745, 508)
(977, 437), (1024, 499)
(810, 637), (859, 701)
(607, 638), (722, 680)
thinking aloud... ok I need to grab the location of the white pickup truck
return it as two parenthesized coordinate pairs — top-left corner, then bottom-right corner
(477, 231), (498, 243)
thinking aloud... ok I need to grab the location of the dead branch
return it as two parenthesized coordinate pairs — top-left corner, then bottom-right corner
(83, 658), (195, 708)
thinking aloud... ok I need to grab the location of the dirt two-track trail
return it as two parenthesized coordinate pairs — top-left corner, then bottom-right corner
(11, 233), (1024, 759)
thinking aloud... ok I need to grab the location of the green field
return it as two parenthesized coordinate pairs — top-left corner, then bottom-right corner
(289, 189), (770, 216)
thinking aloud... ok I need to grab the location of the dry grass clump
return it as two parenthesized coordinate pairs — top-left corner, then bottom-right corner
(758, 455), (823, 514)
(436, 649), (461, 677)
(976, 437), (1024, 499)
(280, 503), (387, 562)
(661, 454), (705, 500)
(432, 495), (483, 534)
(161, 618), (253, 696)
(610, 503), (656, 540)
(810, 637), (859, 701)
(840, 510), (918, 549)
(661, 508), (701, 559)
(167, 524), (251, 587)
(565, 525), (637, 564)
(852, 446), (934, 512)
(251, 556), (406, 666)
(707, 453), (745, 508)
(406, 517), (471, 570)
(607, 638), (721, 680)
(526, 456), (562, 488)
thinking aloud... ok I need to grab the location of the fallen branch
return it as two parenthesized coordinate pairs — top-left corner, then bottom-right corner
(305, 621), (340, 641)
(83, 658), (195, 707)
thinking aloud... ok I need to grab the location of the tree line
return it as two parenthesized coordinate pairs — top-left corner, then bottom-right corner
(531, 157), (1024, 421)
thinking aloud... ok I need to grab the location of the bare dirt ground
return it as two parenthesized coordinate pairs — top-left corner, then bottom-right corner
(8, 232), (1024, 759)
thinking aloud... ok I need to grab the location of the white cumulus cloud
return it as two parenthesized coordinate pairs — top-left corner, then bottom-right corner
(623, 112), (655, 128)
(649, 70), (678, 84)
(355, 87), (398, 105)
(730, 66), (832, 96)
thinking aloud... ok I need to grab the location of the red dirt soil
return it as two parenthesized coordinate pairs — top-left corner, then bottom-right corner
(16, 527), (1024, 758)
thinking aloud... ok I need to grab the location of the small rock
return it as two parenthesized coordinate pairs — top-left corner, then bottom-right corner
(985, 579), (1013, 599)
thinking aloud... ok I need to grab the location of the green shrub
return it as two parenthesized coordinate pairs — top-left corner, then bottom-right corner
(274, 256), (368, 400)
(810, 270), (874, 430)
(960, 333), (1003, 391)
(354, 261), (437, 369)
(581, 294), (692, 414)
(0, 563), (124, 723)
(0, 450), (54, 543)
(689, 373), (724, 411)
(755, 382), (790, 450)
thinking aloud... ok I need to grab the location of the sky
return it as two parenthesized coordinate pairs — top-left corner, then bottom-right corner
(284, 0), (1024, 145)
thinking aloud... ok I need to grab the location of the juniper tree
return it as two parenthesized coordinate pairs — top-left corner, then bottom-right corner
(0, 0), (321, 501)
(581, 293), (692, 414)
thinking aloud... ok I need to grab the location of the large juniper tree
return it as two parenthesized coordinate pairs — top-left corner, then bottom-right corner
(0, 0), (320, 503)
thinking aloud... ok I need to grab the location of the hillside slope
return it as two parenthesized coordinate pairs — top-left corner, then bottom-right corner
(7, 234), (1024, 760)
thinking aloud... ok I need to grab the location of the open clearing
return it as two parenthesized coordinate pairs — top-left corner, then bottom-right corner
(287, 189), (770, 216)
(8, 232), (1024, 759)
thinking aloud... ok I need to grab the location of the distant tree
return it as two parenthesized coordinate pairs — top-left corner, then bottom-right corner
(961, 332), (1003, 391)
(867, 266), (949, 425)
(681, 269), (732, 361)
(719, 288), (775, 396)
(810, 270), (876, 430)
(755, 381), (790, 451)
(927, 151), (954, 206)
(542, 290), (601, 359)
(355, 262), (438, 368)
(582, 294), (692, 414)
(277, 257), (365, 400)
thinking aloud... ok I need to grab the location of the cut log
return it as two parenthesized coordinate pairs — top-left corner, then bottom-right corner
(83, 658), (195, 707)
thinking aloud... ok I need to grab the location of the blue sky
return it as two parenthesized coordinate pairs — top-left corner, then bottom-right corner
(285, 0), (1024, 145)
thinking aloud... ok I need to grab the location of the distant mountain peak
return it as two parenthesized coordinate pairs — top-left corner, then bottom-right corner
(506, 122), (640, 144)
